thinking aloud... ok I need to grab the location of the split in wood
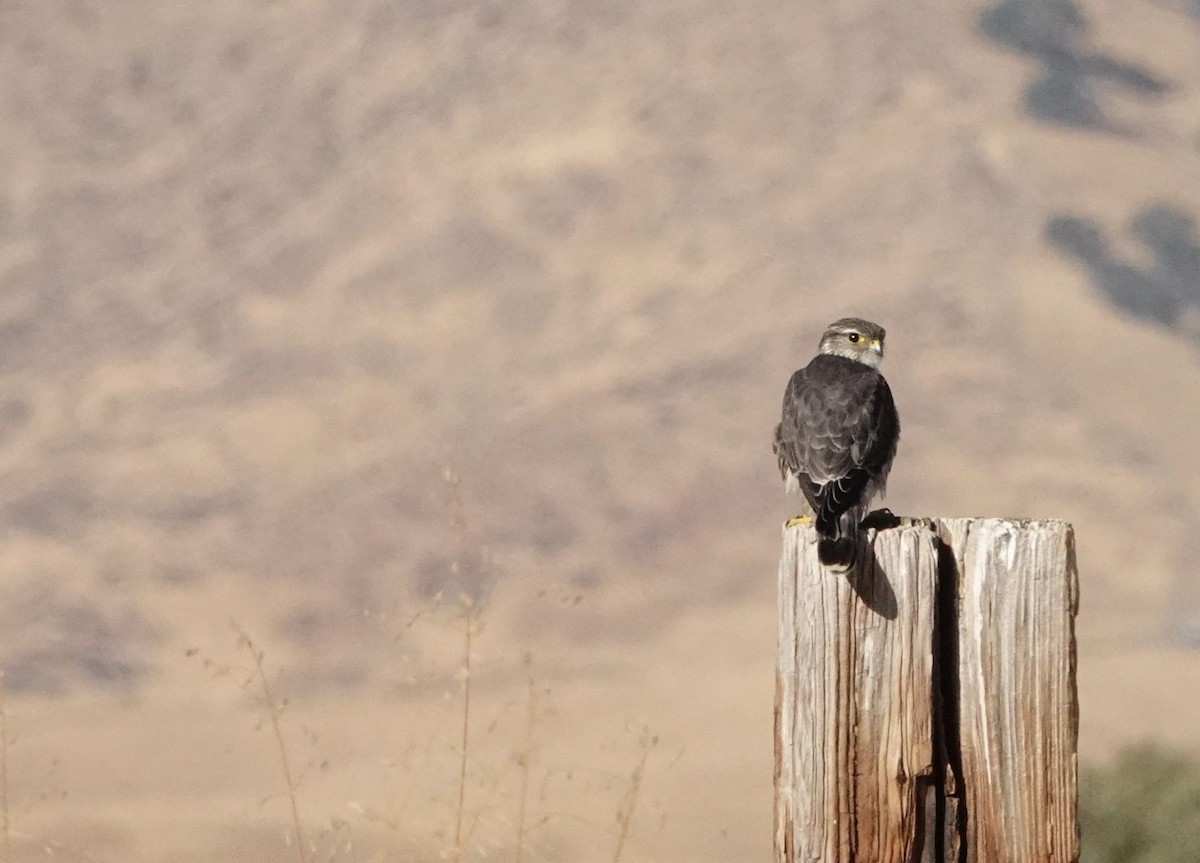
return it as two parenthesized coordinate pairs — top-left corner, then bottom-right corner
(774, 517), (1079, 863)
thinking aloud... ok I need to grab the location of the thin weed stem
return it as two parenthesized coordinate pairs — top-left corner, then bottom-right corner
(236, 626), (308, 863)
(612, 730), (656, 863)
(451, 603), (474, 863)
(0, 667), (9, 863)
(514, 656), (536, 863)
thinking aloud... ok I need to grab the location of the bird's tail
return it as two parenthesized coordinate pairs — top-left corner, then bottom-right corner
(816, 509), (859, 572)
(817, 537), (857, 572)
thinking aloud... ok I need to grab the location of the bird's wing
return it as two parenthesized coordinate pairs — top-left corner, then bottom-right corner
(774, 358), (899, 530)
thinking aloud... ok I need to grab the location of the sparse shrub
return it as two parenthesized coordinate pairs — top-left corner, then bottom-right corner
(1081, 744), (1200, 863)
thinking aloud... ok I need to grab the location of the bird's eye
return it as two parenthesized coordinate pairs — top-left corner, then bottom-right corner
(847, 333), (860, 343)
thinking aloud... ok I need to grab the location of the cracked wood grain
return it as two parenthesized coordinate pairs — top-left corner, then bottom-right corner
(936, 518), (1079, 863)
(775, 518), (1079, 863)
(775, 520), (939, 863)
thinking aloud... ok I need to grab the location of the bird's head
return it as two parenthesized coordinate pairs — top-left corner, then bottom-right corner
(819, 317), (887, 367)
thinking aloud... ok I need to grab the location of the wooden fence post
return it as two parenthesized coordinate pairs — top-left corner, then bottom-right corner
(774, 517), (1079, 863)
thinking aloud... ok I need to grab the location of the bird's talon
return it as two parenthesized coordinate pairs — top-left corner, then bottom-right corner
(785, 514), (813, 527)
(861, 508), (902, 530)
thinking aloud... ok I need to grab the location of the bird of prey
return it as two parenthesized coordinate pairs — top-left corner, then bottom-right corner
(772, 317), (900, 571)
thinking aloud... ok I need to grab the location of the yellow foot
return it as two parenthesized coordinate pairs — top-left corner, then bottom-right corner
(785, 514), (813, 527)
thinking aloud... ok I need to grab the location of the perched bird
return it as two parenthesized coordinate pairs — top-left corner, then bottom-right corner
(772, 317), (900, 571)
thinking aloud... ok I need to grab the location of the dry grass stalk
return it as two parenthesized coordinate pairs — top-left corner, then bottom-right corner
(0, 667), (9, 863)
(235, 625), (308, 863)
(451, 600), (475, 863)
(612, 729), (657, 863)
(513, 654), (536, 863)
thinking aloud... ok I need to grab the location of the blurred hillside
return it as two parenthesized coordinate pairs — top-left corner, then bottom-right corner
(0, 0), (1199, 860)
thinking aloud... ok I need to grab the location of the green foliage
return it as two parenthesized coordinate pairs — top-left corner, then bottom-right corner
(1081, 744), (1200, 863)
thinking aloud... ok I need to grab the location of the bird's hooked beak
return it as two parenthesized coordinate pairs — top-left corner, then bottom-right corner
(869, 338), (884, 358)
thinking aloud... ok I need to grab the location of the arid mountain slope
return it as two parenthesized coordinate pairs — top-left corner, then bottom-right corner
(0, 0), (1198, 860)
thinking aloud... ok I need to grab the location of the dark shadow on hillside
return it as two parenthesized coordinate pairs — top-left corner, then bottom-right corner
(1154, 0), (1200, 22)
(1045, 204), (1200, 338)
(0, 584), (155, 695)
(979, 0), (1170, 132)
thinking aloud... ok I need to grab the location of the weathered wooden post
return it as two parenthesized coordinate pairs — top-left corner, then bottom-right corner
(775, 517), (1079, 863)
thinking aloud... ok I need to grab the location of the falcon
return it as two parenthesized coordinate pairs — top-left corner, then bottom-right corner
(772, 317), (900, 571)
